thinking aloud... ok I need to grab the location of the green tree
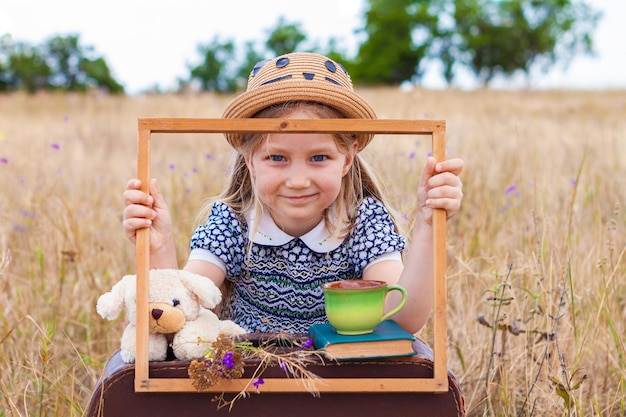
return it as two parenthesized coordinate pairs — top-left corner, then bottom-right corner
(189, 37), (237, 92)
(188, 19), (306, 93)
(412, 1), (459, 84)
(2, 39), (52, 93)
(452, 0), (601, 85)
(353, 0), (599, 87)
(46, 34), (85, 90)
(0, 33), (123, 93)
(235, 41), (267, 86)
(352, 0), (428, 85)
(265, 17), (307, 57)
(45, 34), (124, 93)
(0, 35), (11, 91)
(80, 56), (124, 93)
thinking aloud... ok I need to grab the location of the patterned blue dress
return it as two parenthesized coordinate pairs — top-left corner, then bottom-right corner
(189, 196), (406, 333)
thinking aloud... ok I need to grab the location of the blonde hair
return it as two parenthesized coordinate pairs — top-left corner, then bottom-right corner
(196, 101), (400, 239)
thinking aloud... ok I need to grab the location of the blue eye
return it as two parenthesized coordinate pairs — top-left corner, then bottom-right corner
(311, 155), (327, 162)
(269, 155), (285, 162)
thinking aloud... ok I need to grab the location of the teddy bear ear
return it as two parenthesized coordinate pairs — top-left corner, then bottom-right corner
(96, 275), (135, 320)
(177, 270), (222, 309)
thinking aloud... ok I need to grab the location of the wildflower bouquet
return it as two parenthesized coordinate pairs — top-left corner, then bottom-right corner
(188, 333), (325, 410)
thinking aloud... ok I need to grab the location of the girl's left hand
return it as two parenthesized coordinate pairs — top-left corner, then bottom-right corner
(417, 156), (464, 224)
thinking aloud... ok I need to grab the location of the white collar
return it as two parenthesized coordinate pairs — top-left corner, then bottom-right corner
(245, 205), (346, 253)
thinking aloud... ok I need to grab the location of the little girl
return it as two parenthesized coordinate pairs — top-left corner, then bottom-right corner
(123, 52), (464, 335)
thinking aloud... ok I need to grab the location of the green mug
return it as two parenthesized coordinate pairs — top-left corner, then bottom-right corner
(322, 280), (407, 335)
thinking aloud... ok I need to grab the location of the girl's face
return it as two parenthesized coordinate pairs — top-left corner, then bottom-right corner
(246, 109), (356, 237)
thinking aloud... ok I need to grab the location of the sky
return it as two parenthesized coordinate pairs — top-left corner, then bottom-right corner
(2, 0), (625, 94)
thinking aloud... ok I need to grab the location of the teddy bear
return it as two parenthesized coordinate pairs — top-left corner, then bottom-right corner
(97, 268), (246, 363)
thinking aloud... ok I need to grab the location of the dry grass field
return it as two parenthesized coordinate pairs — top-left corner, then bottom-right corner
(0, 88), (624, 416)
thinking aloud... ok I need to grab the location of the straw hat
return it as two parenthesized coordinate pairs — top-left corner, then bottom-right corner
(222, 52), (376, 151)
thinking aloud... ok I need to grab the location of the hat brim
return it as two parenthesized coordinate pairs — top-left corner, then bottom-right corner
(222, 80), (376, 150)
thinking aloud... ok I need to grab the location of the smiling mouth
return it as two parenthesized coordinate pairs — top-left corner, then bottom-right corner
(284, 194), (316, 204)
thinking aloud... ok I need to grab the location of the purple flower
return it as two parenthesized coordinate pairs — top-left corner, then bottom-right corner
(13, 224), (28, 233)
(168, 163), (175, 170)
(0, 157), (7, 164)
(51, 143), (60, 150)
(21, 210), (35, 218)
(408, 151), (415, 160)
(252, 378), (264, 389)
(221, 352), (235, 370)
(504, 184), (519, 197)
(300, 339), (313, 350)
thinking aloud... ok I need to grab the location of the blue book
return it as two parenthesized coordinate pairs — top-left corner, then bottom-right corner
(308, 320), (417, 360)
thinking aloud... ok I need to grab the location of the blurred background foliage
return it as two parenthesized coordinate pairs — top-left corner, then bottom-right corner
(0, 0), (600, 94)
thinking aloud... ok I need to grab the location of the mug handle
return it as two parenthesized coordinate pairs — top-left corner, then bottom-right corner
(380, 284), (408, 322)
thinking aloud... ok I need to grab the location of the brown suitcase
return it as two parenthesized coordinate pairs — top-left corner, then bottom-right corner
(86, 338), (464, 417)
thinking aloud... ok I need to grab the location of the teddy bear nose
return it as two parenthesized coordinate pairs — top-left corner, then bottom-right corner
(151, 308), (163, 320)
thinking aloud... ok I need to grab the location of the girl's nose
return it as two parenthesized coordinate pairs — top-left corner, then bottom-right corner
(285, 170), (311, 188)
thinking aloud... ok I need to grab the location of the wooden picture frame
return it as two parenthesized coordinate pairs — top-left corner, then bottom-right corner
(134, 118), (448, 393)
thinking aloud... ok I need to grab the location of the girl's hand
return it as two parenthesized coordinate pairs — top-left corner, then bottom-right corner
(122, 178), (173, 252)
(417, 156), (464, 225)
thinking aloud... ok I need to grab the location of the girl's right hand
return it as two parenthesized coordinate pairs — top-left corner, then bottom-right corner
(122, 178), (173, 252)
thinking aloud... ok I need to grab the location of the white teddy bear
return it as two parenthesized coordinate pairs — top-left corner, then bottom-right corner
(97, 269), (246, 363)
